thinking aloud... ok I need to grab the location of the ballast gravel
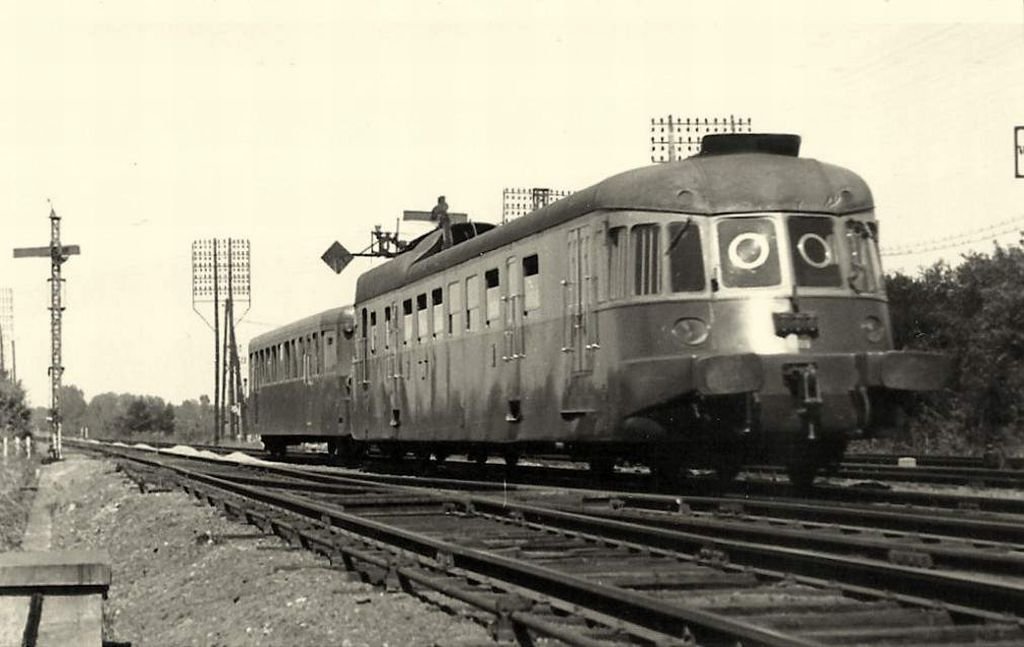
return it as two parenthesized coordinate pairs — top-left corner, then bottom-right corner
(48, 453), (493, 646)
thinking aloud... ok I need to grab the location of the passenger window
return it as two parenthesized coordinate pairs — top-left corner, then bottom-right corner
(312, 332), (320, 375)
(448, 281), (461, 336)
(607, 227), (627, 300)
(324, 331), (337, 370)
(485, 269), (500, 326)
(431, 288), (443, 337)
(402, 299), (413, 344)
(369, 311), (377, 353)
(667, 220), (705, 292)
(523, 254), (540, 312)
(384, 307), (392, 349)
(416, 293), (428, 342)
(466, 275), (480, 332)
(717, 217), (781, 288)
(631, 224), (661, 295)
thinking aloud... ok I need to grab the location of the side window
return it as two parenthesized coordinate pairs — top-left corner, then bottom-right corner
(667, 220), (706, 292)
(845, 220), (881, 293)
(465, 274), (480, 332)
(523, 254), (540, 313)
(312, 332), (320, 375)
(631, 224), (660, 295)
(402, 299), (413, 344)
(485, 268), (500, 326)
(324, 330), (337, 370)
(416, 293), (428, 342)
(384, 306), (392, 349)
(369, 311), (377, 353)
(608, 226), (627, 299)
(447, 281), (461, 336)
(431, 288), (443, 337)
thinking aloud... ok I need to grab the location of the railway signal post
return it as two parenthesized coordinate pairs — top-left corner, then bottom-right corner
(13, 207), (81, 460)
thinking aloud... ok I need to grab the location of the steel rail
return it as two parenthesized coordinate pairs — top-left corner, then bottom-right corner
(106, 447), (822, 647)
(123, 445), (1024, 618)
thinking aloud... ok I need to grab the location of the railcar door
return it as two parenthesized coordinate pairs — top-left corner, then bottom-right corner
(564, 227), (597, 373)
(385, 301), (400, 436)
(562, 226), (598, 413)
(302, 336), (313, 431)
(502, 256), (524, 416)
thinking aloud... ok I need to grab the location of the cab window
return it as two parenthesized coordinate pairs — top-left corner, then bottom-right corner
(788, 216), (841, 287)
(717, 217), (781, 288)
(631, 224), (660, 295)
(667, 220), (705, 292)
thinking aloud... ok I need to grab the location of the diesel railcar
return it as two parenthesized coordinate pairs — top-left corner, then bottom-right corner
(249, 133), (948, 486)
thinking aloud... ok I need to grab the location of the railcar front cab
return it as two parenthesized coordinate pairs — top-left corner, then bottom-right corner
(607, 208), (948, 485)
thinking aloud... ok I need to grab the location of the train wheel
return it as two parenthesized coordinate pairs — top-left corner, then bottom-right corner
(503, 451), (520, 468)
(589, 457), (615, 481)
(468, 450), (487, 466)
(649, 457), (684, 488)
(714, 435), (746, 485)
(786, 457), (819, 490)
(326, 439), (340, 463)
(264, 438), (286, 458)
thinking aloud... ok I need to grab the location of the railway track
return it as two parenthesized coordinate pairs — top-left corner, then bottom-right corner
(73, 440), (1024, 646)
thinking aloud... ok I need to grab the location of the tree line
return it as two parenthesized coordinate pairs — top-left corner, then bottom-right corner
(27, 387), (215, 442)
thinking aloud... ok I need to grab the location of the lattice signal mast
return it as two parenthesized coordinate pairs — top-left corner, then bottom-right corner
(501, 187), (573, 224)
(191, 239), (251, 443)
(650, 115), (752, 163)
(13, 207), (81, 460)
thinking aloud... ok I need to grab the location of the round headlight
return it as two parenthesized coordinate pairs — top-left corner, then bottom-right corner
(861, 316), (885, 343)
(672, 317), (709, 346)
(727, 232), (770, 270)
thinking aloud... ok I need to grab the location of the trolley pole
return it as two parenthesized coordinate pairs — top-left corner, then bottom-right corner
(13, 208), (81, 460)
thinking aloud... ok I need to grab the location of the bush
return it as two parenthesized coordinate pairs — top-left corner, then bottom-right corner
(886, 242), (1024, 455)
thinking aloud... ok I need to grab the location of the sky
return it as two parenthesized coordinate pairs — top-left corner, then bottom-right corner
(1, 0), (1024, 407)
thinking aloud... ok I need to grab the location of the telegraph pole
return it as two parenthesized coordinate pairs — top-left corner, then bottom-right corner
(192, 238), (250, 444)
(13, 208), (81, 460)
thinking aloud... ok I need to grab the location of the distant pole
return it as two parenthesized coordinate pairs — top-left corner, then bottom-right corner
(226, 239), (238, 440)
(213, 239), (221, 444)
(13, 208), (81, 460)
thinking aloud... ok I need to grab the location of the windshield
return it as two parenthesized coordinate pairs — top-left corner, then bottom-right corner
(788, 216), (842, 287)
(716, 217), (781, 288)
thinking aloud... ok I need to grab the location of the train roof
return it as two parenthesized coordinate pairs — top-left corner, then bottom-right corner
(356, 135), (874, 302)
(249, 305), (354, 350)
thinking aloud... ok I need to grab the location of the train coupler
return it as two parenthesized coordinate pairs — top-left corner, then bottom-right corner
(783, 363), (823, 440)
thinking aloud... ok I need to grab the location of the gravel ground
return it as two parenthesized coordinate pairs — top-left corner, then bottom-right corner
(0, 454), (39, 550)
(49, 453), (493, 647)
